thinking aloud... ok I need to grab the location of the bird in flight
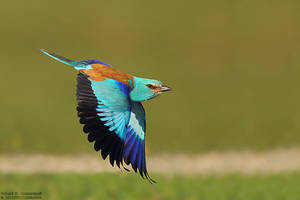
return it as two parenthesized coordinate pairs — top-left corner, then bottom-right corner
(40, 49), (171, 183)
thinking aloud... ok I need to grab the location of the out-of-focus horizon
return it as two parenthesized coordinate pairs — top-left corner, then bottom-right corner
(1, 0), (300, 155)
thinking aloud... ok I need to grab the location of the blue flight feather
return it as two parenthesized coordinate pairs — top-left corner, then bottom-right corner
(40, 49), (163, 183)
(124, 133), (137, 158)
(130, 139), (139, 165)
(90, 79), (131, 141)
(137, 143), (143, 170)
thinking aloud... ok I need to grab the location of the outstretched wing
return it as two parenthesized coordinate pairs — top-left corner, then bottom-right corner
(41, 50), (155, 179)
(77, 69), (154, 182)
(123, 102), (155, 183)
(77, 72), (131, 167)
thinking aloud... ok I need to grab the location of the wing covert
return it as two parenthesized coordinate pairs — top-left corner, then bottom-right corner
(76, 73), (130, 167)
(77, 72), (155, 182)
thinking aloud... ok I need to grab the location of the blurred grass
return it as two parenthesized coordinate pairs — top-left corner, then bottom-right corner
(1, 0), (300, 154)
(1, 173), (300, 200)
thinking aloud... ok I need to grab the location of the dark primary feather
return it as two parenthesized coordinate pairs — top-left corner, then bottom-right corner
(76, 72), (155, 183)
(76, 73), (124, 168)
(41, 49), (159, 182)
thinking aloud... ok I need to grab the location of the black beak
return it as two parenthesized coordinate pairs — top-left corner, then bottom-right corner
(160, 85), (172, 92)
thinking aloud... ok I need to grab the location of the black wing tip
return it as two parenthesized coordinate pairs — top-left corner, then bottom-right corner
(145, 172), (156, 184)
(77, 71), (130, 175)
(138, 167), (156, 184)
(125, 161), (156, 183)
(77, 72), (155, 182)
(123, 166), (130, 172)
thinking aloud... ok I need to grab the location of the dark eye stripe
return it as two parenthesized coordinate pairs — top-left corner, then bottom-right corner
(146, 84), (157, 89)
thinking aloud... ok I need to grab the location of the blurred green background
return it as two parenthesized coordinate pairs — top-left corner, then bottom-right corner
(2, 1), (300, 200)
(1, 0), (300, 154)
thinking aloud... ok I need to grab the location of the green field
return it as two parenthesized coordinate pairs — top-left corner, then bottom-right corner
(1, 0), (300, 154)
(0, 173), (299, 200)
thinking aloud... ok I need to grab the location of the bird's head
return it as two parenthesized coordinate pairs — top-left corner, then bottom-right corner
(130, 77), (171, 102)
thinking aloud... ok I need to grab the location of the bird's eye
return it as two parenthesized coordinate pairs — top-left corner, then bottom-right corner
(146, 84), (156, 89)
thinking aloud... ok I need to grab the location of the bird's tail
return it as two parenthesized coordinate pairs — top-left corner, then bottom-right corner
(40, 49), (88, 70)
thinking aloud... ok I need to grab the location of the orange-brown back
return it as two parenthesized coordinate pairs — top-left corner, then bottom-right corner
(81, 64), (134, 87)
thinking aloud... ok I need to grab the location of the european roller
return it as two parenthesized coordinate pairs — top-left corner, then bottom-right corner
(40, 49), (171, 183)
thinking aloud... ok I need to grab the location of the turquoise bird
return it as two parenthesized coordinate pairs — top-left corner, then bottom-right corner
(40, 49), (171, 183)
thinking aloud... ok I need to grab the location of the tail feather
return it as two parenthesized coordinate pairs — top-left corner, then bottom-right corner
(40, 49), (88, 69)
